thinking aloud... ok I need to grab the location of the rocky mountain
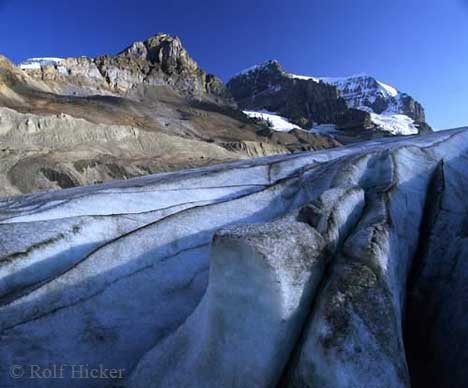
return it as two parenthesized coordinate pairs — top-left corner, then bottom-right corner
(19, 33), (233, 105)
(0, 127), (467, 387)
(227, 60), (431, 138)
(0, 35), (339, 197)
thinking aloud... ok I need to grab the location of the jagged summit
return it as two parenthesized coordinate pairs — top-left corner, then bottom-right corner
(117, 33), (199, 73)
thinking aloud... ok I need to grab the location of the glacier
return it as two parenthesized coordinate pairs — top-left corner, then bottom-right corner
(0, 128), (467, 387)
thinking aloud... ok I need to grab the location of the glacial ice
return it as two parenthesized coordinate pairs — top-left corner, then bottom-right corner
(0, 128), (467, 387)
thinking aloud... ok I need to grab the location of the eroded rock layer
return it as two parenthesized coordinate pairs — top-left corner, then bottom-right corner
(0, 128), (467, 387)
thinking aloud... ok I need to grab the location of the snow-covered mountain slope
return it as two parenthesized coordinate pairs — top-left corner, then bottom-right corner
(317, 73), (425, 121)
(228, 61), (430, 136)
(320, 73), (425, 135)
(318, 74), (398, 106)
(0, 128), (467, 387)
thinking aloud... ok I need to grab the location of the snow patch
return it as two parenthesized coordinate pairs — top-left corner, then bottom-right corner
(288, 73), (319, 82)
(20, 57), (64, 70)
(243, 110), (301, 132)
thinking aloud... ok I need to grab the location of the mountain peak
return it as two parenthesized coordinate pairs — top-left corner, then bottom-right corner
(119, 32), (195, 68)
(16, 32), (232, 104)
(124, 32), (183, 51)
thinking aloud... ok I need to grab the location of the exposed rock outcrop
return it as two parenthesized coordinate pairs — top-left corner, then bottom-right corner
(0, 128), (467, 387)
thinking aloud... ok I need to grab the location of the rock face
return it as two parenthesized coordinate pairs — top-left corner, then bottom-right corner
(0, 128), (467, 387)
(227, 61), (431, 136)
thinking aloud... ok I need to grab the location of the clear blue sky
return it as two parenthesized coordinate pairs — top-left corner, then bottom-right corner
(0, 0), (466, 129)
